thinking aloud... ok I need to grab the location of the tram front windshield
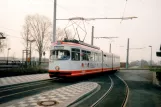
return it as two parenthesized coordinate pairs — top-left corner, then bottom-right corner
(50, 50), (70, 60)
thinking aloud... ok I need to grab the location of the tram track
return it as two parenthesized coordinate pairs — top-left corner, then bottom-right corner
(90, 76), (114, 107)
(0, 78), (77, 104)
(0, 73), (129, 107)
(70, 73), (129, 107)
(115, 74), (129, 107)
(0, 79), (53, 92)
(91, 74), (129, 107)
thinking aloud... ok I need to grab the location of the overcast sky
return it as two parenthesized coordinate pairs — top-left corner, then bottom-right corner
(0, 0), (161, 62)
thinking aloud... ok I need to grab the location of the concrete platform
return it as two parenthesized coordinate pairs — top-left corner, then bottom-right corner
(0, 73), (50, 87)
(1, 82), (98, 107)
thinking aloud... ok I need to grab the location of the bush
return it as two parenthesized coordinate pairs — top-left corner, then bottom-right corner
(156, 72), (161, 81)
(0, 66), (48, 78)
(150, 66), (161, 81)
(149, 66), (161, 72)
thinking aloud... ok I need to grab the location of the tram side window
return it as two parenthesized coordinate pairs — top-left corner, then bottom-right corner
(90, 52), (94, 61)
(99, 53), (102, 62)
(71, 48), (80, 61)
(81, 50), (91, 61)
(97, 53), (100, 61)
(87, 51), (91, 61)
(51, 50), (70, 60)
(95, 53), (98, 61)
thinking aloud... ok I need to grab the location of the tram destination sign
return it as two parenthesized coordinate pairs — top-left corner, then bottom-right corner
(54, 46), (64, 50)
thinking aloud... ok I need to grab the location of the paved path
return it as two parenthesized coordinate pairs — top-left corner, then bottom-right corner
(1, 82), (98, 107)
(117, 70), (161, 107)
(0, 74), (50, 87)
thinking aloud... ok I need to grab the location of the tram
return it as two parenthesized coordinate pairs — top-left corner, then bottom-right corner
(49, 40), (120, 78)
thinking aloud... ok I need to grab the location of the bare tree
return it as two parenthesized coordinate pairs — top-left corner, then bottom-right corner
(21, 17), (32, 62)
(22, 14), (52, 64)
(0, 40), (7, 53)
(21, 17), (31, 49)
(0, 32), (7, 53)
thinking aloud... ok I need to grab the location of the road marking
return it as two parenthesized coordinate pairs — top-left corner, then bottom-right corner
(115, 74), (130, 107)
(90, 76), (114, 107)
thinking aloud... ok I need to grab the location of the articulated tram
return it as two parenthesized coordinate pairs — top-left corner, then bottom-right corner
(48, 40), (120, 78)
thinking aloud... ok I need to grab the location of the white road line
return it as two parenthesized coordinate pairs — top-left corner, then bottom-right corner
(115, 74), (130, 107)
(90, 76), (114, 107)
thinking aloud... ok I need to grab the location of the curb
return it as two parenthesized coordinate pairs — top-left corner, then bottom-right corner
(0, 73), (49, 87)
(67, 83), (100, 107)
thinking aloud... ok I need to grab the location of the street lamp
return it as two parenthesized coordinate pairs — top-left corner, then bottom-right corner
(27, 39), (36, 65)
(149, 45), (152, 66)
(7, 48), (11, 64)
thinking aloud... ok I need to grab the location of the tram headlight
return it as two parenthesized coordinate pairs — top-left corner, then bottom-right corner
(55, 66), (60, 71)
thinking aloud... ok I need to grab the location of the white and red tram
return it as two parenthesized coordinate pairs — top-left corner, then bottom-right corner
(49, 41), (120, 78)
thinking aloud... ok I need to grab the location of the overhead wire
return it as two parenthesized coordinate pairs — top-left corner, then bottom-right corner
(120, 0), (128, 23)
(0, 27), (24, 39)
(51, 0), (90, 41)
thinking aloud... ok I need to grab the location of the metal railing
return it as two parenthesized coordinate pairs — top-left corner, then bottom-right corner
(0, 60), (49, 70)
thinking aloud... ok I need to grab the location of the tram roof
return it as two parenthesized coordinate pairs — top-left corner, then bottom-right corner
(52, 40), (100, 50)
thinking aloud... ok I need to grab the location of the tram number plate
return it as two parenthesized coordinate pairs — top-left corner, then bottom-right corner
(54, 46), (64, 50)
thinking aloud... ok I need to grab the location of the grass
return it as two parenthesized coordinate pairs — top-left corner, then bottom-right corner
(149, 66), (161, 72)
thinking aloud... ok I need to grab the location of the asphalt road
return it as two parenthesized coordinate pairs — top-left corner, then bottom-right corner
(69, 73), (128, 107)
(0, 73), (127, 107)
(1, 70), (161, 107)
(116, 70), (161, 107)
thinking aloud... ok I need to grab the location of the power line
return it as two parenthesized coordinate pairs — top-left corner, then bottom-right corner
(120, 0), (128, 23)
(57, 16), (137, 20)
(3, 33), (23, 39)
(94, 37), (118, 39)
(56, 4), (78, 17)
(0, 27), (24, 39)
(46, 0), (78, 17)
(0, 26), (20, 32)
(122, 0), (128, 17)
(6, 35), (23, 39)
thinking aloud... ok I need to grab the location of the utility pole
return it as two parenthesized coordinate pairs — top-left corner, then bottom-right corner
(109, 43), (111, 53)
(27, 39), (35, 65)
(91, 26), (94, 45)
(7, 48), (11, 65)
(126, 38), (129, 69)
(149, 46), (152, 66)
(53, 0), (57, 42)
(26, 35), (28, 64)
